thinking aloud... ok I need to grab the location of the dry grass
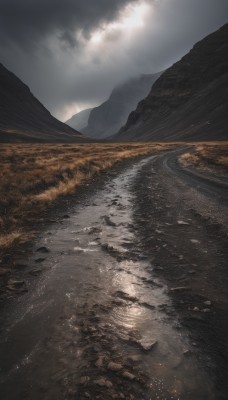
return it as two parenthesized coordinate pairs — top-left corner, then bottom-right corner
(0, 142), (175, 253)
(180, 143), (228, 171)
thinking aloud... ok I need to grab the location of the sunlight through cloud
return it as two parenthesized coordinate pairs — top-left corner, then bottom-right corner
(90, 1), (151, 45)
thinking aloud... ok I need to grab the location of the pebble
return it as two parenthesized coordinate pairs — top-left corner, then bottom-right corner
(94, 378), (113, 388)
(177, 220), (190, 225)
(122, 371), (135, 381)
(137, 338), (157, 351)
(183, 349), (191, 356)
(36, 246), (49, 253)
(95, 357), (104, 368)
(29, 269), (42, 276)
(35, 258), (46, 263)
(80, 376), (90, 385)
(107, 361), (123, 372)
(204, 300), (212, 306)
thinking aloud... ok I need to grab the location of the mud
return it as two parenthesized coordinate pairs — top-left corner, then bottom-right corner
(0, 150), (227, 399)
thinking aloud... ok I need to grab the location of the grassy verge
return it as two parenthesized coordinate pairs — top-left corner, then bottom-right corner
(0, 142), (175, 255)
(179, 142), (228, 171)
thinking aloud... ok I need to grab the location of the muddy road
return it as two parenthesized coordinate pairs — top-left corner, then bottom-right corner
(0, 149), (227, 400)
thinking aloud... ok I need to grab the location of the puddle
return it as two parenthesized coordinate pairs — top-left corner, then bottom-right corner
(0, 156), (215, 399)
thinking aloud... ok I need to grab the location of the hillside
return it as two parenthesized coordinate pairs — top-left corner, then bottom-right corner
(0, 63), (84, 142)
(66, 108), (92, 131)
(82, 73), (161, 139)
(115, 24), (228, 141)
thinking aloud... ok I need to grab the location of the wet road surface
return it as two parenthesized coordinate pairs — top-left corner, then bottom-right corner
(0, 153), (222, 400)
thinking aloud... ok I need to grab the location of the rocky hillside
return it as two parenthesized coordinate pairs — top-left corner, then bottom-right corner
(66, 108), (92, 131)
(116, 24), (228, 141)
(0, 63), (84, 142)
(82, 73), (161, 139)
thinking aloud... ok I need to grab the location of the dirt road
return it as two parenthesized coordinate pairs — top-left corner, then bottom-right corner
(0, 149), (227, 400)
(132, 149), (228, 399)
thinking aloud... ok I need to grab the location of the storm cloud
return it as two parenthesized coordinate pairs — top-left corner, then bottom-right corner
(0, 0), (228, 120)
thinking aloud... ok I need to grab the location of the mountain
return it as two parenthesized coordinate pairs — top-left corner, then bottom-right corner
(66, 108), (92, 131)
(0, 63), (85, 142)
(82, 73), (161, 139)
(115, 24), (228, 141)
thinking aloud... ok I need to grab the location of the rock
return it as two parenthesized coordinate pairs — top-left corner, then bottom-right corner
(190, 239), (200, 244)
(35, 258), (46, 263)
(84, 392), (91, 398)
(122, 371), (135, 381)
(193, 307), (200, 312)
(95, 357), (104, 368)
(177, 220), (190, 225)
(138, 338), (157, 351)
(79, 376), (90, 385)
(183, 349), (191, 356)
(127, 354), (141, 363)
(202, 308), (210, 313)
(94, 378), (113, 388)
(29, 269), (42, 276)
(107, 361), (123, 372)
(62, 214), (70, 219)
(36, 246), (49, 253)
(204, 300), (212, 306)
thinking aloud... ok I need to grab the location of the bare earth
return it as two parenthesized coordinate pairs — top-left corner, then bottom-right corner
(0, 145), (227, 400)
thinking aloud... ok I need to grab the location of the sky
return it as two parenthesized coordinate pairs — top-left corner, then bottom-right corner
(0, 0), (227, 121)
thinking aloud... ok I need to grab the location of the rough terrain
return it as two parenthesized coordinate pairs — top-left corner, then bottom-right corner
(0, 147), (227, 400)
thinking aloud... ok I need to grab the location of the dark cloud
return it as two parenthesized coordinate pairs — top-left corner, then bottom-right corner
(0, 0), (137, 48)
(0, 0), (227, 121)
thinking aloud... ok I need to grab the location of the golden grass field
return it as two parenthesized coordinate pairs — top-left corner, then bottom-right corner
(0, 142), (176, 253)
(179, 142), (228, 170)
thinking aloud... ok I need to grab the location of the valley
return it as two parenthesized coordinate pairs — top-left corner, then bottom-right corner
(0, 10), (227, 400)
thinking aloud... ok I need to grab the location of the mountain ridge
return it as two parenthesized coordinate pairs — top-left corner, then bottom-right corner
(0, 63), (85, 142)
(82, 72), (161, 139)
(115, 23), (228, 141)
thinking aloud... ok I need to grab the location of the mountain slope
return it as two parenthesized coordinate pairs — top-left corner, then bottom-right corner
(82, 73), (161, 139)
(116, 24), (228, 141)
(66, 108), (92, 131)
(0, 63), (84, 142)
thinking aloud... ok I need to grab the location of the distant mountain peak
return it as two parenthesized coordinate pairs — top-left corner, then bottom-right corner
(81, 72), (162, 139)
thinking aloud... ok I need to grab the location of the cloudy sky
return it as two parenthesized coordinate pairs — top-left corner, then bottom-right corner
(0, 0), (227, 121)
